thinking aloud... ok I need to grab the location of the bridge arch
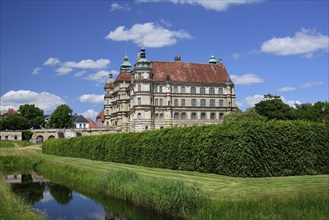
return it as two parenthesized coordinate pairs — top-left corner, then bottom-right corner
(36, 135), (44, 144)
(48, 135), (55, 139)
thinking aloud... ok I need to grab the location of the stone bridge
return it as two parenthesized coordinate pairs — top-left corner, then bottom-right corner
(30, 128), (116, 144)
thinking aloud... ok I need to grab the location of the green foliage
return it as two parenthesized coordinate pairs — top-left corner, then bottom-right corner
(0, 115), (30, 130)
(22, 130), (33, 141)
(223, 108), (267, 124)
(19, 104), (44, 129)
(295, 101), (329, 124)
(255, 94), (296, 120)
(47, 104), (74, 128)
(43, 121), (329, 177)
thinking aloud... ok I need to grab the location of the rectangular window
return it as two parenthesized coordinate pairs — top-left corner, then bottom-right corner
(154, 85), (157, 93)
(181, 86), (185, 93)
(138, 98), (141, 105)
(209, 87), (215, 94)
(200, 87), (206, 94)
(174, 99), (178, 106)
(160, 99), (163, 106)
(159, 86), (163, 93)
(138, 72), (141, 79)
(181, 99), (185, 107)
(155, 98), (158, 106)
(173, 86), (178, 93)
(191, 99), (196, 107)
(218, 88), (223, 95)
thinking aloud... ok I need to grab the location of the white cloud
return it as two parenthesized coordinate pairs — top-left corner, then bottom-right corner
(242, 94), (301, 108)
(32, 67), (41, 75)
(277, 81), (323, 93)
(110, 3), (130, 11)
(55, 59), (110, 75)
(81, 109), (100, 120)
(277, 87), (296, 92)
(136, 0), (261, 11)
(105, 22), (192, 48)
(261, 28), (329, 57)
(232, 50), (259, 59)
(83, 70), (112, 83)
(79, 94), (104, 104)
(230, 73), (264, 85)
(74, 71), (86, 78)
(0, 90), (66, 113)
(44, 57), (60, 66)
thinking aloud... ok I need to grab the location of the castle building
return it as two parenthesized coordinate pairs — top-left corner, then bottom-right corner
(103, 47), (236, 132)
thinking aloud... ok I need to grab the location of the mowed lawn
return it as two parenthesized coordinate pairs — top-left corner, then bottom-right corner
(1, 146), (328, 202)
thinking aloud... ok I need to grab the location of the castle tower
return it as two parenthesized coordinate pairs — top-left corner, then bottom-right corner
(104, 73), (114, 127)
(130, 46), (154, 131)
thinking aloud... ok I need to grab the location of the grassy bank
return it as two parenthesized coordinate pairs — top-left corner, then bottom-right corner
(1, 147), (329, 219)
(0, 171), (45, 220)
(0, 140), (30, 148)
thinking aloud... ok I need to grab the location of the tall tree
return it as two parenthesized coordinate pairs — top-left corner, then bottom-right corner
(0, 115), (30, 130)
(255, 94), (296, 120)
(48, 104), (74, 128)
(296, 101), (329, 124)
(19, 104), (44, 129)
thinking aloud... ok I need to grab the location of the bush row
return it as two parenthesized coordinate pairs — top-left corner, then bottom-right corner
(42, 121), (329, 177)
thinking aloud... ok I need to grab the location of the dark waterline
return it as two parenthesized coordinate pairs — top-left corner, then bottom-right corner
(3, 172), (168, 220)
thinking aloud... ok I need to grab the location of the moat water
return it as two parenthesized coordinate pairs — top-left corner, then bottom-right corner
(3, 172), (167, 220)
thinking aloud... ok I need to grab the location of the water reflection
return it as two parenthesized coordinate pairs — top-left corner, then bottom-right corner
(3, 172), (167, 220)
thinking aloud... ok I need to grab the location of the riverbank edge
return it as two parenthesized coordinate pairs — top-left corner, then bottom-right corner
(1, 148), (329, 220)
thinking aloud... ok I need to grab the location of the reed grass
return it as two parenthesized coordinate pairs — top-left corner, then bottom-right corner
(0, 172), (45, 220)
(1, 147), (328, 219)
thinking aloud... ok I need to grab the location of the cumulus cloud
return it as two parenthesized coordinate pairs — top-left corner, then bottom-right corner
(79, 94), (104, 104)
(230, 73), (264, 85)
(136, 0), (261, 11)
(242, 94), (301, 108)
(32, 67), (41, 75)
(44, 57), (60, 66)
(83, 70), (116, 83)
(261, 28), (329, 57)
(55, 59), (110, 75)
(81, 109), (100, 120)
(277, 81), (323, 92)
(110, 3), (130, 11)
(105, 22), (192, 48)
(0, 90), (65, 113)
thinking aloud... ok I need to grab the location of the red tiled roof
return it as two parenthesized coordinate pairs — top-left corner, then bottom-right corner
(3, 108), (18, 116)
(96, 110), (104, 122)
(151, 61), (232, 85)
(115, 72), (131, 82)
(104, 82), (114, 89)
(86, 118), (96, 128)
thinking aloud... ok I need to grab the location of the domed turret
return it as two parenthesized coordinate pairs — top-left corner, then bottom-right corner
(120, 54), (132, 72)
(209, 54), (217, 64)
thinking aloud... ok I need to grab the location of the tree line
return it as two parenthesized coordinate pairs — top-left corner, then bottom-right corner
(0, 104), (74, 130)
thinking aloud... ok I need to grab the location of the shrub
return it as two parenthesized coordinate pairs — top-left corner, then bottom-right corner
(42, 121), (329, 177)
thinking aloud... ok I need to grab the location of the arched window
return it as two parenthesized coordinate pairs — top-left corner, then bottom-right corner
(201, 99), (206, 107)
(191, 99), (196, 106)
(174, 112), (179, 119)
(181, 112), (186, 119)
(218, 87), (224, 95)
(210, 99), (215, 107)
(181, 99), (185, 106)
(191, 112), (197, 119)
(160, 113), (164, 119)
(210, 113), (216, 119)
(191, 87), (196, 94)
(201, 112), (206, 119)
(138, 113), (142, 119)
(209, 87), (215, 94)
(173, 86), (178, 93)
(155, 113), (159, 119)
(181, 86), (185, 93)
(219, 113), (224, 119)
(219, 99), (224, 107)
(200, 87), (206, 94)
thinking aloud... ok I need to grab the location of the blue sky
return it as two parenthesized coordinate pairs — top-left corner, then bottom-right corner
(1, 0), (328, 120)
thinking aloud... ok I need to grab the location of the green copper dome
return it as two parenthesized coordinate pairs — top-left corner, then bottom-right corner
(209, 54), (217, 64)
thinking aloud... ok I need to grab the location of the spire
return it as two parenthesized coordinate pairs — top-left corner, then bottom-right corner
(140, 45), (146, 59)
(120, 53), (132, 72)
(209, 54), (217, 64)
(107, 72), (114, 83)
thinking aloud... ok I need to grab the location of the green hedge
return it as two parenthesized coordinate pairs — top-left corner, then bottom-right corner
(42, 121), (329, 177)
